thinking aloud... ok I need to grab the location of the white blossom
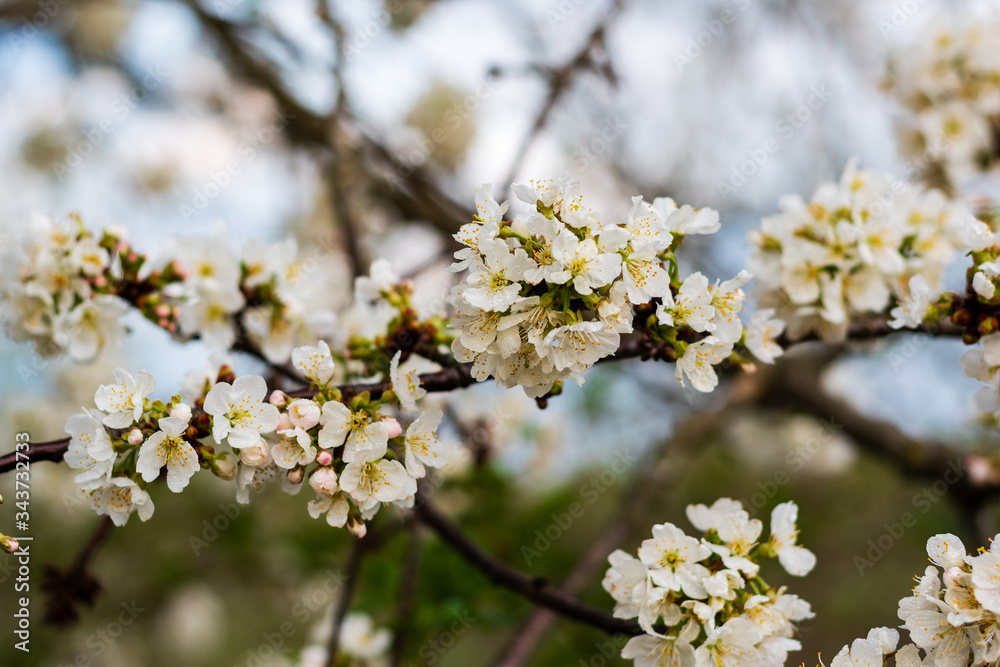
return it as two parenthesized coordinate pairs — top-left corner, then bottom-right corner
(91, 477), (155, 526)
(94, 368), (156, 429)
(203, 375), (280, 450)
(137, 416), (200, 492)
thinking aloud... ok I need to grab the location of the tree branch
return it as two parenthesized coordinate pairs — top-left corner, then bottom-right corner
(390, 521), (421, 667)
(413, 499), (640, 637)
(325, 531), (373, 667)
(41, 516), (113, 626)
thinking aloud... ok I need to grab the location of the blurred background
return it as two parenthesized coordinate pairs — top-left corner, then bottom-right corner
(0, 0), (998, 664)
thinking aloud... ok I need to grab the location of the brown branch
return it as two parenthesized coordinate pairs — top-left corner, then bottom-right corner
(760, 356), (998, 545)
(182, 0), (473, 243)
(390, 521), (421, 667)
(776, 314), (963, 348)
(325, 532), (373, 667)
(413, 499), (640, 637)
(490, 384), (756, 666)
(41, 516), (113, 626)
(0, 318), (962, 477)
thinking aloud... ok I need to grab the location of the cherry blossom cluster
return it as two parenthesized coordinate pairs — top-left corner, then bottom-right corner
(603, 498), (816, 667)
(1, 216), (135, 362)
(886, 10), (1000, 187)
(157, 222), (341, 363)
(749, 159), (970, 341)
(830, 532), (1000, 667)
(0, 215), (347, 365)
(64, 347), (447, 534)
(448, 180), (767, 397)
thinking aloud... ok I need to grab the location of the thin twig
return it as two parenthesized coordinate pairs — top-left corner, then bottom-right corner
(501, 0), (623, 187)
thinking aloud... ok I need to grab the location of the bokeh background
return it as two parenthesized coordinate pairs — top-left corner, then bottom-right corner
(0, 0), (998, 665)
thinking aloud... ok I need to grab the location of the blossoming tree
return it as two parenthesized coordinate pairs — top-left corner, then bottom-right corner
(4, 2), (1000, 666)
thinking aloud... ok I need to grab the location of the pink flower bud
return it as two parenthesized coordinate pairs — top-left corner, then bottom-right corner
(309, 467), (339, 495)
(127, 429), (144, 446)
(1, 536), (19, 553)
(287, 468), (304, 485)
(93, 274), (108, 288)
(155, 304), (171, 318)
(382, 416), (403, 439)
(269, 390), (288, 408)
(316, 450), (333, 466)
(287, 399), (321, 430)
(169, 402), (192, 423)
(277, 414), (293, 431)
(347, 516), (367, 538)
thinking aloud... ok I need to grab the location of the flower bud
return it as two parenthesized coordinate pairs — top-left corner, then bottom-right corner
(943, 566), (966, 588)
(170, 402), (193, 423)
(309, 467), (339, 495)
(105, 224), (128, 241)
(316, 450), (334, 466)
(287, 468), (304, 485)
(1, 536), (19, 553)
(212, 452), (237, 480)
(346, 516), (367, 538)
(239, 443), (269, 467)
(127, 429), (144, 446)
(287, 399), (321, 430)
(979, 315), (999, 336)
(269, 390), (289, 408)
(952, 308), (973, 327)
(382, 416), (403, 439)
